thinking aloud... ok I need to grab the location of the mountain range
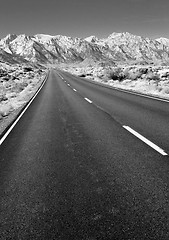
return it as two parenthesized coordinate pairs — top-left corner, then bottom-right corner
(0, 32), (169, 65)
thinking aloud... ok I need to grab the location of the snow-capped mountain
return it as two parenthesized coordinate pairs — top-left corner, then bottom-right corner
(86, 32), (169, 63)
(156, 37), (169, 47)
(0, 32), (169, 65)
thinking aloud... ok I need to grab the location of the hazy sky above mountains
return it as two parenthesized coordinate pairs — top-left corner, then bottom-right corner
(1, 0), (169, 39)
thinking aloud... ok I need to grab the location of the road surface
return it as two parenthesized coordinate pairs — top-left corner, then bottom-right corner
(1, 69), (169, 239)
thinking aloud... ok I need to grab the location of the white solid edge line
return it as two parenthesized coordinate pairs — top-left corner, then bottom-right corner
(116, 88), (169, 103)
(73, 89), (77, 92)
(57, 72), (64, 79)
(78, 76), (169, 103)
(84, 98), (92, 104)
(0, 73), (48, 146)
(123, 126), (168, 156)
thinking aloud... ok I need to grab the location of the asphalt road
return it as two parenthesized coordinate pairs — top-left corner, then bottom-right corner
(1, 69), (169, 239)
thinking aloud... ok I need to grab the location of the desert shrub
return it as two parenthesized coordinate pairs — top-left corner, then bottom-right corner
(0, 104), (13, 117)
(97, 72), (104, 78)
(146, 72), (161, 86)
(12, 76), (19, 80)
(108, 72), (118, 80)
(18, 82), (28, 91)
(132, 68), (146, 79)
(3, 81), (13, 89)
(10, 81), (29, 93)
(128, 72), (137, 80)
(27, 73), (35, 78)
(153, 75), (161, 81)
(118, 73), (126, 81)
(128, 70), (142, 80)
(23, 67), (33, 72)
(0, 94), (8, 102)
(37, 69), (43, 74)
(79, 74), (86, 77)
(2, 76), (10, 81)
(107, 68), (126, 81)
(0, 70), (8, 77)
(6, 92), (17, 98)
(146, 72), (160, 80)
(123, 69), (130, 78)
(161, 87), (169, 94)
(160, 72), (169, 78)
(102, 79), (109, 83)
(139, 68), (148, 74)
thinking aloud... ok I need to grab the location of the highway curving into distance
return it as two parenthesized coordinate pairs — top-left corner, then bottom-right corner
(1, 68), (169, 239)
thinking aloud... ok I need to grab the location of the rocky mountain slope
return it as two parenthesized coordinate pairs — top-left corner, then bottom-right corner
(0, 32), (169, 65)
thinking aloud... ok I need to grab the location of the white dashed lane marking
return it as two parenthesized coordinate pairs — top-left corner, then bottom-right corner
(84, 98), (93, 104)
(61, 76), (167, 156)
(57, 73), (64, 79)
(123, 125), (168, 156)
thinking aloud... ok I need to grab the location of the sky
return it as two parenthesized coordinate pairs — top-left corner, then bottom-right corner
(1, 0), (169, 39)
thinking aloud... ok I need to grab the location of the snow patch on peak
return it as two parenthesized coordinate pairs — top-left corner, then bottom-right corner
(156, 37), (169, 46)
(54, 35), (77, 48)
(55, 35), (74, 41)
(0, 34), (18, 54)
(34, 34), (56, 42)
(108, 32), (142, 40)
(85, 36), (99, 43)
(11, 35), (32, 45)
(35, 34), (55, 38)
(9, 35), (34, 55)
(1, 34), (17, 43)
(108, 32), (123, 38)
